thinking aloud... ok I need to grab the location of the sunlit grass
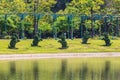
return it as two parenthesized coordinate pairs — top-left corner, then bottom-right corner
(0, 39), (120, 54)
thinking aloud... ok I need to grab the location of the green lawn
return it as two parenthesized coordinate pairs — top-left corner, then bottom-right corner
(0, 39), (120, 54)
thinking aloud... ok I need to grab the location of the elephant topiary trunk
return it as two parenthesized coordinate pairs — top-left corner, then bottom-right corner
(8, 33), (20, 49)
(102, 33), (112, 46)
(82, 31), (90, 44)
(31, 33), (42, 46)
(58, 35), (68, 49)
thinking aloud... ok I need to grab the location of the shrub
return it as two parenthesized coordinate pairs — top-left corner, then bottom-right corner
(2, 31), (7, 36)
(82, 31), (90, 44)
(4, 35), (11, 39)
(31, 33), (42, 46)
(8, 33), (20, 49)
(58, 35), (68, 49)
(0, 31), (7, 39)
(102, 33), (112, 46)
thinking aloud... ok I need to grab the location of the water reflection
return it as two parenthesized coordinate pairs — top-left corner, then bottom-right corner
(0, 60), (119, 80)
(33, 62), (39, 80)
(79, 63), (88, 80)
(101, 61), (110, 80)
(60, 60), (67, 80)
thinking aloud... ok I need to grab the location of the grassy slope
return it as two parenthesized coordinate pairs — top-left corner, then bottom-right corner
(0, 39), (120, 54)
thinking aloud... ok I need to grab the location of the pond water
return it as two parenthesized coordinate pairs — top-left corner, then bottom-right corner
(0, 58), (120, 80)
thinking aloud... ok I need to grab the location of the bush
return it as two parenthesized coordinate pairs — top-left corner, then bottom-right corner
(82, 31), (90, 44)
(8, 33), (20, 49)
(1, 31), (7, 39)
(110, 36), (118, 40)
(4, 35), (11, 39)
(102, 33), (112, 46)
(2, 31), (7, 36)
(31, 33), (42, 46)
(58, 35), (68, 49)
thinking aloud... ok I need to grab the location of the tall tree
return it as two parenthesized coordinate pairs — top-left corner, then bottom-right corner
(64, 0), (104, 15)
(113, 0), (120, 14)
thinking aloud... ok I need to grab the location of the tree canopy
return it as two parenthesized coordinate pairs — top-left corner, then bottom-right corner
(0, 0), (120, 39)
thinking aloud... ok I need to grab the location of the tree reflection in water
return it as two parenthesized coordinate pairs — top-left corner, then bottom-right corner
(0, 60), (119, 80)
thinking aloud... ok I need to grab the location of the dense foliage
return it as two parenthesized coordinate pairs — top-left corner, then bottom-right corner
(0, 0), (120, 39)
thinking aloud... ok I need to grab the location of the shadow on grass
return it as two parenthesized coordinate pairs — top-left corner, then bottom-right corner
(81, 43), (91, 45)
(31, 46), (41, 47)
(58, 46), (69, 49)
(8, 48), (19, 50)
(100, 45), (111, 47)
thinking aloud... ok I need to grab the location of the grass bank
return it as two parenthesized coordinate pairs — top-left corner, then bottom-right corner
(0, 39), (120, 54)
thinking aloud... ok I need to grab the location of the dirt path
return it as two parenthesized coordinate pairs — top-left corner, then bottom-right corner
(0, 53), (120, 60)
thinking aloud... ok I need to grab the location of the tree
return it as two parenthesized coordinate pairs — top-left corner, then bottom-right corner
(113, 0), (120, 14)
(10, 0), (26, 13)
(0, 0), (10, 13)
(25, 0), (56, 13)
(38, 22), (52, 33)
(0, 0), (26, 13)
(64, 0), (104, 15)
(53, 16), (68, 33)
(51, 0), (72, 12)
